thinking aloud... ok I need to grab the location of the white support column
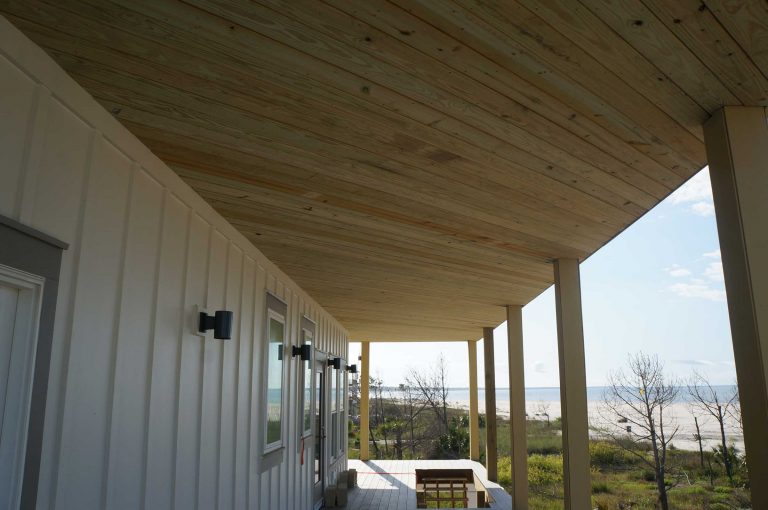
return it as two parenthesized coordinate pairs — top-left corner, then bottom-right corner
(554, 259), (591, 510)
(468, 340), (480, 461)
(483, 327), (498, 482)
(704, 106), (768, 508)
(506, 305), (528, 509)
(359, 342), (370, 461)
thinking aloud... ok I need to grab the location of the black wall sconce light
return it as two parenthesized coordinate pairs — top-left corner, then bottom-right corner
(328, 357), (342, 370)
(346, 364), (357, 373)
(199, 310), (234, 340)
(292, 344), (312, 361)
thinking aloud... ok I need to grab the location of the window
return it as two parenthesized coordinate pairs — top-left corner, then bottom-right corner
(264, 294), (287, 452)
(300, 322), (314, 437)
(340, 365), (346, 454)
(331, 363), (338, 457)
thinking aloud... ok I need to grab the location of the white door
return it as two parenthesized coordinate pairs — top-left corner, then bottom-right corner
(0, 264), (44, 509)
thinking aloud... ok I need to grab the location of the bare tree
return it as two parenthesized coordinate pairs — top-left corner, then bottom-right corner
(406, 354), (451, 433)
(370, 376), (391, 457)
(600, 353), (680, 510)
(367, 375), (384, 458)
(398, 383), (428, 458)
(692, 416), (705, 470)
(535, 401), (552, 425)
(687, 371), (738, 486)
(725, 383), (742, 434)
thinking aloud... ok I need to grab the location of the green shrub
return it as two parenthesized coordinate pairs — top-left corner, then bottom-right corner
(528, 454), (563, 495)
(589, 441), (636, 467)
(528, 435), (563, 455)
(591, 481), (610, 494)
(642, 469), (656, 482)
(434, 417), (469, 459)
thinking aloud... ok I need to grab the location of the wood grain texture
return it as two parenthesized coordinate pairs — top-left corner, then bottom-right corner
(2, 1), (765, 340)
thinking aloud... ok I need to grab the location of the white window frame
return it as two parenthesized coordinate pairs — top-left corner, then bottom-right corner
(298, 325), (314, 439)
(329, 362), (337, 462)
(341, 364), (348, 456)
(263, 307), (287, 454)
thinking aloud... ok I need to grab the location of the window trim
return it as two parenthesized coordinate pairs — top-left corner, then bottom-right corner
(262, 295), (288, 455)
(298, 316), (315, 440)
(337, 358), (346, 457)
(329, 357), (347, 461)
(329, 362), (338, 462)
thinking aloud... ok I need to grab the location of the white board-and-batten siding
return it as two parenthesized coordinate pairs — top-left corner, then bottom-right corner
(0, 16), (348, 510)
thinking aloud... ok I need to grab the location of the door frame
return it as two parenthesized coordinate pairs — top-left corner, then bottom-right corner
(0, 215), (66, 509)
(312, 350), (328, 509)
(0, 264), (45, 509)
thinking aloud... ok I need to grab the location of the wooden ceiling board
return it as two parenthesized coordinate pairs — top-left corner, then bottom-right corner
(3, 0), (765, 340)
(46, 0), (664, 216)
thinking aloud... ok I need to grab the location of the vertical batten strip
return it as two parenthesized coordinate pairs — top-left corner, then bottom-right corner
(164, 202), (192, 510)
(106, 168), (165, 508)
(101, 161), (137, 508)
(16, 84), (51, 223)
(42, 130), (98, 509)
(173, 215), (210, 510)
(195, 223), (215, 509)
(235, 255), (255, 510)
(249, 264), (267, 508)
(140, 186), (169, 509)
(218, 244), (242, 509)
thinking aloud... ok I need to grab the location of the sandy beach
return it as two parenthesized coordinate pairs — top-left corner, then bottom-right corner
(451, 399), (744, 452)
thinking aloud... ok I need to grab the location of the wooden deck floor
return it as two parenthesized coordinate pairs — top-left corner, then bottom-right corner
(345, 459), (512, 510)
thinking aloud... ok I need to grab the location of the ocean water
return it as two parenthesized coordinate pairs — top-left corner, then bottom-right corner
(369, 385), (742, 451)
(437, 385), (738, 404)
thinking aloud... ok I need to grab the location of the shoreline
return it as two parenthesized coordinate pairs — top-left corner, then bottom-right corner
(450, 399), (744, 452)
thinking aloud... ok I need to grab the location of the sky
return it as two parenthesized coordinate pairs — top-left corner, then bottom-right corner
(348, 167), (737, 388)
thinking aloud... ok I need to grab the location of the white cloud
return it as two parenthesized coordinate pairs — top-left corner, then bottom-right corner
(533, 361), (547, 374)
(670, 170), (712, 205)
(668, 168), (715, 216)
(690, 201), (715, 216)
(704, 261), (724, 282)
(665, 264), (691, 277)
(668, 282), (726, 302)
(664, 253), (726, 300)
(674, 359), (716, 366)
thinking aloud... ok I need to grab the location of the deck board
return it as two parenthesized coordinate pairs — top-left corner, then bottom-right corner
(346, 459), (512, 510)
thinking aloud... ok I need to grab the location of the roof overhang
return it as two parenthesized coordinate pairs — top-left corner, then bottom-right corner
(4, 1), (765, 340)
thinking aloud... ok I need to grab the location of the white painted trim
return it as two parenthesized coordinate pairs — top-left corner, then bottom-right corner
(0, 263), (44, 510)
(263, 308), (287, 454)
(299, 327), (315, 439)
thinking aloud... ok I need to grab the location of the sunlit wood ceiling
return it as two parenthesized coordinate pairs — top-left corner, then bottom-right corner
(3, 0), (767, 340)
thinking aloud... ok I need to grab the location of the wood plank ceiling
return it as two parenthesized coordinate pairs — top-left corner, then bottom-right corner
(3, 0), (767, 340)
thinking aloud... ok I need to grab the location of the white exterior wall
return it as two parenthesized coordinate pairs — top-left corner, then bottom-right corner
(0, 16), (348, 510)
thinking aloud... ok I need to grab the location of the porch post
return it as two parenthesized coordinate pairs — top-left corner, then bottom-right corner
(554, 259), (591, 510)
(506, 305), (529, 509)
(468, 340), (480, 461)
(483, 327), (498, 482)
(359, 341), (370, 461)
(704, 106), (768, 508)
